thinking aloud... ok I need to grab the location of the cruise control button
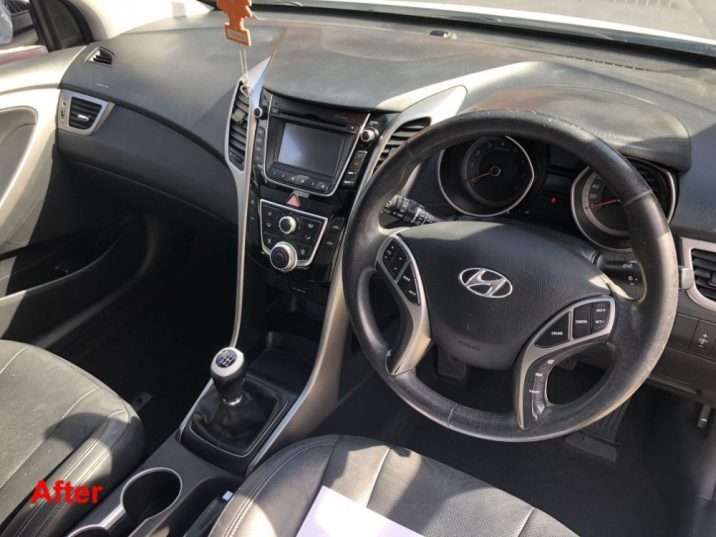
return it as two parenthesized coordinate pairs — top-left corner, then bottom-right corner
(573, 304), (591, 338)
(590, 302), (611, 332)
(535, 313), (570, 348)
(382, 241), (398, 266)
(398, 265), (419, 304)
(387, 246), (407, 278)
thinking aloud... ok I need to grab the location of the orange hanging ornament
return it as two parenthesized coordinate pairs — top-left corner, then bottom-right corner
(217, 0), (253, 47)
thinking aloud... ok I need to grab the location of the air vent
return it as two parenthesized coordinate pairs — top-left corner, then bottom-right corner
(375, 118), (430, 170)
(228, 84), (251, 170)
(87, 48), (113, 66)
(68, 97), (103, 130)
(692, 249), (716, 302)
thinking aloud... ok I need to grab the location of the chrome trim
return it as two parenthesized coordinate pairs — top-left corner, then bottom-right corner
(258, 94), (370, 197)
(458, 267), (513, 299)
(569, 159), (677, 252)
(225, 59), (271, 347)
(57, 90), (114, 136)
(258, 199), (328, 268)
(376, 234), (431, 375)
(680, 237), (716, 312)
(437, 136), (535, 217)
(514, 297), (616, 429)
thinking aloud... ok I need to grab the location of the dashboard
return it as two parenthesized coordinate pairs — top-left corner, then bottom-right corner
(22, 6), (716, 406)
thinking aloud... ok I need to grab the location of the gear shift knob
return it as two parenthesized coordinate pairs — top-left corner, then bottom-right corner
(210, 347), (246, 406)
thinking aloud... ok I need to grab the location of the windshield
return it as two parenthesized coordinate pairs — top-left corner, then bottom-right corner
(252, 0), (716, 57)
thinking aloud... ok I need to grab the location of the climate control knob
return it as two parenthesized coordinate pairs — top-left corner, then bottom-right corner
(278, 215), (298, 235)
(270, 242), (298, 273)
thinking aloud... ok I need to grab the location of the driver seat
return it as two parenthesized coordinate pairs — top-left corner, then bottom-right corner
(210, 435), (576, 536)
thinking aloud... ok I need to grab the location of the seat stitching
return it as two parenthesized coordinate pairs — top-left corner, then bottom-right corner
(515, 507), (535, 537)
(13, 408), (127, 537)
(0, 388), (99, 494)
(0, 345), (30, 378)
(365, 444), (391, 507)
(222, 439), (337, 537)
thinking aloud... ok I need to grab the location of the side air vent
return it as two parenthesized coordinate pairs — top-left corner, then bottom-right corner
(375, 118), (430, 170)
(87, 47), (113, 66)
(692, 249), (716, 302)
(228, 84), (251, 170)
(68, 97), (103, 130)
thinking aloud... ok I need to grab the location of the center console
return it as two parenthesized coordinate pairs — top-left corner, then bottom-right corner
(69, 84), (398, 537)
(247, 91), (389, 300)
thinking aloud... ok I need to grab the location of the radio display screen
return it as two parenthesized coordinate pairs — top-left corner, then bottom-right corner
(277, 123), (345, 177)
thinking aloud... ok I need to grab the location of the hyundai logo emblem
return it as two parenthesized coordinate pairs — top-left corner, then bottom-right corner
(459, 268), (513, 299)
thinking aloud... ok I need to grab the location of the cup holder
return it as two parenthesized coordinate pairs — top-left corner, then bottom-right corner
(122, 468), (182, 526)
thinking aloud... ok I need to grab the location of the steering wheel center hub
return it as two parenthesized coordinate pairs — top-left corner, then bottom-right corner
(399, 221), (609, 370)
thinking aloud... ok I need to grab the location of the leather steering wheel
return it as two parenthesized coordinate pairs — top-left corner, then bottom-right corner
(342, 110), (679, 441)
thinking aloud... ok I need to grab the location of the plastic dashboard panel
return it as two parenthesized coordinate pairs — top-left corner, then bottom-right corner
(50, 8), (716, 405)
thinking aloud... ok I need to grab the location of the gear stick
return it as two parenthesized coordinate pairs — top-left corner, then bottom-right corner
(210, 347), (247, 406)
(191, 347), (274, 454)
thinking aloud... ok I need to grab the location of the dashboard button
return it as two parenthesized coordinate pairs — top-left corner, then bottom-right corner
(590, 302), (611, 332)
(535, 313), (570, 348)
(296, 244), (311, 261)
(263, 233), (279, 249)
(573, 304), (591, 338)
(689, 320), (716, 355)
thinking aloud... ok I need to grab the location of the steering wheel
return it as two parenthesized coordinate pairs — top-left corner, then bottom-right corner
(342, 110), (679, 441)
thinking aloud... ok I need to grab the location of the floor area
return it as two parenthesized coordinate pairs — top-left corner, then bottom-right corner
(56, 227), (237, 452)
(314, 362), (698, 537)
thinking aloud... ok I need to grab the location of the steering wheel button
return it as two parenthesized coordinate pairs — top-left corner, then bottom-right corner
(535, 313), (570, 347)
(398, 266), (420, 304)
(573, 304), (592, 338)
(590, 302), (611, 332)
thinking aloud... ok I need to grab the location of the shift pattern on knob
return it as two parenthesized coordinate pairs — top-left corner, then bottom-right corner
(210, 347), (246, 405)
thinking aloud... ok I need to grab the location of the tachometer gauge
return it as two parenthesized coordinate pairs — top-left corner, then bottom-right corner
(439, 136), (535, 217)
(571, 160), (676, 250)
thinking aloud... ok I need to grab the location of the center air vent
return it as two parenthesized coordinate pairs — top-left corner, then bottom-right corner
(87, 47), (113, 66)
(228, 84), (251, 170)
(68, 97), (103, 130)
(375, 118), (430, 170)
(692, 249), (716, 302)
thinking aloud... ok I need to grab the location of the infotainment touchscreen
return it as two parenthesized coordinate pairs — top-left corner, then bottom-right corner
(277, 123), (345, 177)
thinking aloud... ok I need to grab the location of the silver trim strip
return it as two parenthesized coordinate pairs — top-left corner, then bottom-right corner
(680, 237), (716, 312)
(258, 199), (328, 268)
(57, 90), (114, 136)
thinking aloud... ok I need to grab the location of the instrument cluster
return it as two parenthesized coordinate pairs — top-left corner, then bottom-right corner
(437, 136), (677, 251)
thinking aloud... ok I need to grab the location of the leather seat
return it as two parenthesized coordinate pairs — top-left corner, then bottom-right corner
(0, 341), (144, 537)
(210, 435), (576, 537)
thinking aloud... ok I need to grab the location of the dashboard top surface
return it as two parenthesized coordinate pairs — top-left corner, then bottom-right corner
(56, 8), (716, 244)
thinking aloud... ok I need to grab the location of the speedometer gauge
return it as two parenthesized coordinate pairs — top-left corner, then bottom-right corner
(439, 136), (535, 217)
(571, 160), (676, 250)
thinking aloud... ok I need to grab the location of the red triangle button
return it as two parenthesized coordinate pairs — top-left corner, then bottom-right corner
(286, 195), (301, 208)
